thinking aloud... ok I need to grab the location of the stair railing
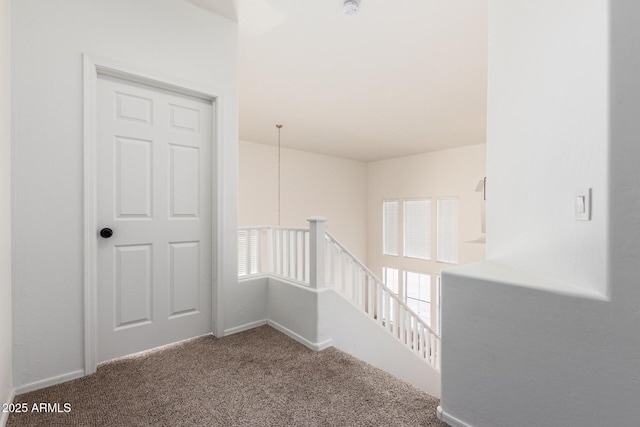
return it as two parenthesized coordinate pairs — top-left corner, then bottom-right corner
(238, 226), (310, 283)
(238, 217), (440, 371)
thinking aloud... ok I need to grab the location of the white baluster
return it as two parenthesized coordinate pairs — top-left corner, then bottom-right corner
(265, 228), (274, 273)
(246, 230), (252, 275)
(390, 296), (395, 335)
(301, 231), (306, 282)
(297, 231), (303, 281)
(279, 230), (284, 275)
(384, 291), (390, 331)
(413, 317), (419, 354)
(359, 269), (365, 310)
(338, 250), (344, 292)
(400, 306), (406, 343)
(376, 285), (383, 326)
(256, 230), (262, 274)
(393, 299), (399, 337)
(285, 230), (290, 278)
(351, 260), (356, 303)
(421, 326), (427, 360)
(307, 217), (326, 289)
(292, 230), (298, 280)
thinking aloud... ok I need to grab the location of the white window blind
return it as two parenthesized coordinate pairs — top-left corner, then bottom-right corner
(403, 199), (431, 260)
(437, 197), (459, 264)
(238, 230), (248, 276)
(383, 200), (399, 256)
(238, 230), (258, 276)
(404, 271), (431, 325)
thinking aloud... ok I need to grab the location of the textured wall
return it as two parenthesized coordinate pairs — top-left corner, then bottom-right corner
(239, 139), (369, 262)
(367, 144), (487, 279)
(485, 0), (608, 294)
(440, 1), (640, 426)
(0, 0), (13, 415)
(12, 0), (238, 389)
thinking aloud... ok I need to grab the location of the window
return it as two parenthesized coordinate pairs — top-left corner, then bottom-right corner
(437, 197), (459, 264)
(404, 270), (431, 325)
(238, 230), (258, 276)
(238, 231), (247, 276)
(383, 200), (399, 256)
(382, 267), (399, 295)
(382, 267), (399, 322)
(403, 199), (431, 260)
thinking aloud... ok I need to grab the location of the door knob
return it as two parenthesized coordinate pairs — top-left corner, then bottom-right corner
(100, 228), (113, 238)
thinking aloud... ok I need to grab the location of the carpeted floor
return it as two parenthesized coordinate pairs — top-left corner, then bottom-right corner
(8, 326), (446, 426)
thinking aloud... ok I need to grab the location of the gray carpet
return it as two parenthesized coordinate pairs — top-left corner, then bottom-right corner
(8, 326), (446, 426)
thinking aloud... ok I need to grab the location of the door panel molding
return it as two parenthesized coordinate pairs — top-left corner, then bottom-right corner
(83, 54), (224, 375)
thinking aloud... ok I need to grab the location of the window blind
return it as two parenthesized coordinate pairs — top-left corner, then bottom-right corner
(237, 230), (258, 276)
(437, 197), (459, 264)
(238, 230), (248, 276)
(403, 199), (431, 260)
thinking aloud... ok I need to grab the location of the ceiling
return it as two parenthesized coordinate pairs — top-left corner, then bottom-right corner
(189, 0), (488, 162)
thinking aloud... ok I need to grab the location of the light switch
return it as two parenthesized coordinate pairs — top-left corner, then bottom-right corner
(575, 188), (591, 221)
(576, 196), (585, 214)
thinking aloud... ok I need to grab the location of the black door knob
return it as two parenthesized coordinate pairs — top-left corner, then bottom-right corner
(100, 228), (113, 238)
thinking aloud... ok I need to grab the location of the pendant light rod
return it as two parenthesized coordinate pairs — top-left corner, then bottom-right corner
(276, 124), (283, 226)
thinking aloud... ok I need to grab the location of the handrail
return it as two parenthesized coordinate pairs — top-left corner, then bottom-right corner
(239, 225), (309, 232)
(238, 226), (310, 283)
(238, 221), (441, 370)
(324, 231), (438, 338)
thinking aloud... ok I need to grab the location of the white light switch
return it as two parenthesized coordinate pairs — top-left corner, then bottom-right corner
(576, 196), (585, 214)
(575, 188), (591, 221)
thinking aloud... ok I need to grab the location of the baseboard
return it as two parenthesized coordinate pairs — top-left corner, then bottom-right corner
(267, 320), (333, 351)
(13, 369), (85, 396)
(437, 406), (474, 427)
(314, 338), (333, 351)
(223, 319), (268, 336)
(1, 389), (15, 427)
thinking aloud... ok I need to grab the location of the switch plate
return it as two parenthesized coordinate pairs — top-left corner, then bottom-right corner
(575, 188), (591, 221)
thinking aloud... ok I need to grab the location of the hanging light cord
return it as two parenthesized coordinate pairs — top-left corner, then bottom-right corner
(276, 124), (283, 226)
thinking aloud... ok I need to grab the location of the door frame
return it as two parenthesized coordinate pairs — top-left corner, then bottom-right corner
(82, 54), (224, 375)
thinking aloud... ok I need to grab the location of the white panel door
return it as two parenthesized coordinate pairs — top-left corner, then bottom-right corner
(96, 75), (213, 363)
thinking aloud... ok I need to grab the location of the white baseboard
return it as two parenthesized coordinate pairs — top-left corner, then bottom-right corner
(437, 406), (474, 427)
(223, 318), (332, 351)
(314, 338), (333, 351)
(267, 320), (333, 351)
(223, 319), (268, 336)
(1, 389), (15, 427)
(13, 369), (85, 396)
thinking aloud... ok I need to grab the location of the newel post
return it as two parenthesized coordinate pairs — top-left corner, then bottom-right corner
(308, 217), (327, 289)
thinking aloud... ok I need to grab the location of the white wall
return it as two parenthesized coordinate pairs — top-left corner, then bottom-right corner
(224, 277), (269, 336)
(486, 0), (608, 295)
(318, 289), (441, 397)
(0, 0), (13, 416)
(234, 276), (442, 397)
(12, 0), (238, 389)
(440, 1), (640, 426)
(239, 140), (368, 261)
(367, 145), (486, 325)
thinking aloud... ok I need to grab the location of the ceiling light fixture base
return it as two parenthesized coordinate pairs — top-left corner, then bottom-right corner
(343, 0), (360, 15)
